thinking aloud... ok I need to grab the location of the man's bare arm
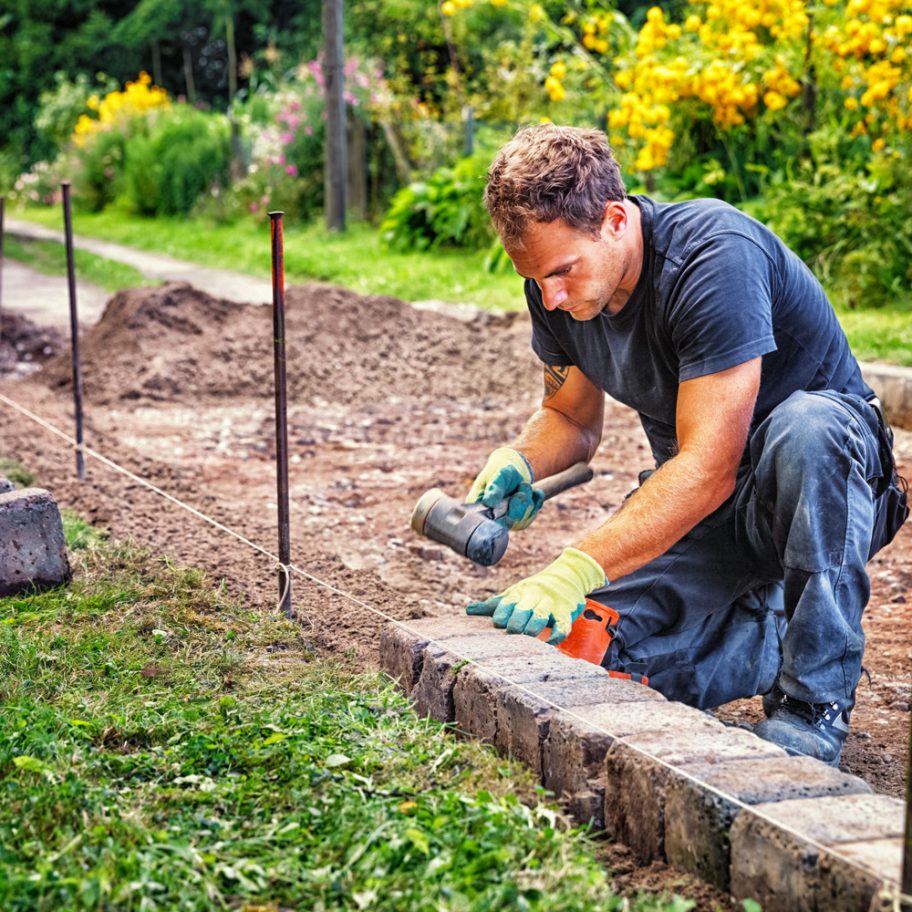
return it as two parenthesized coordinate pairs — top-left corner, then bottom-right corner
(574, 357), (762, 581)
(511, 364), (605, 479)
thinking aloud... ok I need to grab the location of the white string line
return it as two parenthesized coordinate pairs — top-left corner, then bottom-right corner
(0, 389), (906, 899)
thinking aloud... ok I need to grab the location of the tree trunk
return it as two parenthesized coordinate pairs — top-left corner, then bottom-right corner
(348, 117), (368, 220)
(182, 39), (197, 103)
(379, 121), (413, 184)
(226, 15), (238, 103)
(323, 0), (347, 232)
(151, 40), (163, 87)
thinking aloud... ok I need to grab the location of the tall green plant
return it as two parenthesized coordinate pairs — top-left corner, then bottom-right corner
(380, 152), (494, 252)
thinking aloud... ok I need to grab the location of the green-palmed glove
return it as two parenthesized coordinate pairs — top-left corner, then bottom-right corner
(466, 547), (607, 645)
(467, 446), (544, 531)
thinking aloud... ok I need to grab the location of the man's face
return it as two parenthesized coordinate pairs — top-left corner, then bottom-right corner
(505, 204), (639, 320)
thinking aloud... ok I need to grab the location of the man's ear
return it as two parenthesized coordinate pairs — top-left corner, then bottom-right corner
(600, 201), (628, 239)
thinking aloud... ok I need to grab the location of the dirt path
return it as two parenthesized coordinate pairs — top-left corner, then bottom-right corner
(1, 259), (109, 327)
(2, 281), (909, 813)
(4, 216), (273, 306)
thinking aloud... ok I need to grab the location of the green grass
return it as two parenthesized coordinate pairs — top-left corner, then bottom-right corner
(2, 235), (154, 294)
(0, 513), (693, 912)
(0, 457), (34, 487)
(832, 303), (912, 366)
(15, 206), (526, 312)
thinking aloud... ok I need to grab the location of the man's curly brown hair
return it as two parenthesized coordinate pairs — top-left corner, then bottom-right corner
(484, 124), (627, 247)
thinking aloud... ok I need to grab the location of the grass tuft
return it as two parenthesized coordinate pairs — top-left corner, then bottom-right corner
(0, 457), (34, 488)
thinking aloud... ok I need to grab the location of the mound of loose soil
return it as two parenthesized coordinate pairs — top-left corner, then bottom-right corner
(43, 281), (538, 406)
(0, 311), (63, 375)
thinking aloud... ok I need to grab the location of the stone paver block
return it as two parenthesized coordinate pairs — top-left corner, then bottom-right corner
(495, 676), (665, 777)
(664, 755), (872, 890)
(454, 652), (606, 746)
(542, 700), (723, 828)
(411, 632), (552, 722)
(0, 488), (71, 597)
(730, 794), (904, 912)
(603, 727), (786, 863)
(379, 615), (500, 694)
(861, 361), (912, 430)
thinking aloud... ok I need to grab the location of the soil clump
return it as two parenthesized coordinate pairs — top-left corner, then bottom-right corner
(0, 310), (63, 376)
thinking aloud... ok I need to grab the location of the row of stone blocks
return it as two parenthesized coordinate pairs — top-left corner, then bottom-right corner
(380, 615), (905, 912)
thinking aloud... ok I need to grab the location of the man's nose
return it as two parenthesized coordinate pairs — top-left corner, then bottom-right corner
(541, 281), (568, 311)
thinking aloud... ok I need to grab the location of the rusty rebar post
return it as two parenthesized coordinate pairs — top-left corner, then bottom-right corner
(0, 195), (5, 328)
(61, 182), (85, 481)
(269, 211), (292, 617)
(903, 710), (912, 908)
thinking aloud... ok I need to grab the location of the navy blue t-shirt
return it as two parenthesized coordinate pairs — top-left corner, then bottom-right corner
(527, 195), (871, 466)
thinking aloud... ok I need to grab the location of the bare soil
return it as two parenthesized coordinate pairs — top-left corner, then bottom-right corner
(2, 282), (909, 908)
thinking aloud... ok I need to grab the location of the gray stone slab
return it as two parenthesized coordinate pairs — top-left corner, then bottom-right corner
(861, 361), (912, 430)
(729, 794), (904, 912)
(664, 755), (872, 890)
(542, 700), (724, 829)
(454, 653), (607, 749)
(0, 487), (71, 596)
(603, 728), (786, 863)
(495, 676), (665, 777)
(411, 632), (552, 723)
(379, 615), (500, 693)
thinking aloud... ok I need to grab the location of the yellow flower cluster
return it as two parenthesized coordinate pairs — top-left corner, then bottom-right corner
(73, 72), (169, 146)
(597, 0), (911, 170)
(821, 0), (912, 136)
(442, 0), (506, 14)
(545, 60), (567, 102)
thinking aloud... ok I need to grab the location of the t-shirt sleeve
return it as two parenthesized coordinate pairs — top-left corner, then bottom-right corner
(666, 233), (778, 381)
(525, 278), (574, 366)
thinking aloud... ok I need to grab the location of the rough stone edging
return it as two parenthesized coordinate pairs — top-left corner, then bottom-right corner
(380, 615), (904, 911)
(860, 362), (912, 432)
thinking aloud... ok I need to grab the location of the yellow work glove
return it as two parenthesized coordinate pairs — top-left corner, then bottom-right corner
(466, 447), (544, 531)
(466, 547), (607, 645)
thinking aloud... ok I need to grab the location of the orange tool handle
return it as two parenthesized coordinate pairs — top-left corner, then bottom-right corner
(537, 598), (620, 665)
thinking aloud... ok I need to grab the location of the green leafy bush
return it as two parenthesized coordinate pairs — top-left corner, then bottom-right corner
(124, 107), (230, 216)
(380, 152), (494, 252)
(35, 72), (117, 156)
(757, 149), (912, 308)
(74, 128), (127, 211)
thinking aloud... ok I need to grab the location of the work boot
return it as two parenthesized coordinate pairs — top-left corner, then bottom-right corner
(754, 695), (853, 766)
(761, 681), (785, 718)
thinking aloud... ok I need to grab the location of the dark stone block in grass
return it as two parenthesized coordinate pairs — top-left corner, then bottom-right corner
(0, 487), (71, 596)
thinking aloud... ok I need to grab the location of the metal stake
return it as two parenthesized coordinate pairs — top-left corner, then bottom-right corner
(61, 182), (85, 481)
(903, 709), (912, 908)
(269, 211), (292, 617)
(0, 195), (5, 328)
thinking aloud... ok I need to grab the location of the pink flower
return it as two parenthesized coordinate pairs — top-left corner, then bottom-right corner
(289, 98), (301, 112)
(276, 154), (286, 165)
(286, 164), (298, 177)
(280, 132), (294, 146)
(308, 60), (325, 88)
(304, 125), (314, 136)
(260, 194), (269, 204)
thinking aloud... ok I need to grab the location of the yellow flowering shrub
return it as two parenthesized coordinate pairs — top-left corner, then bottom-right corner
(447, 0), (910, 187)
(73, 72), (170, 147)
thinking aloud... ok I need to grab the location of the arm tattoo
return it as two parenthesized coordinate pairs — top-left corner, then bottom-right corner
(544, 364), (570, 399)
